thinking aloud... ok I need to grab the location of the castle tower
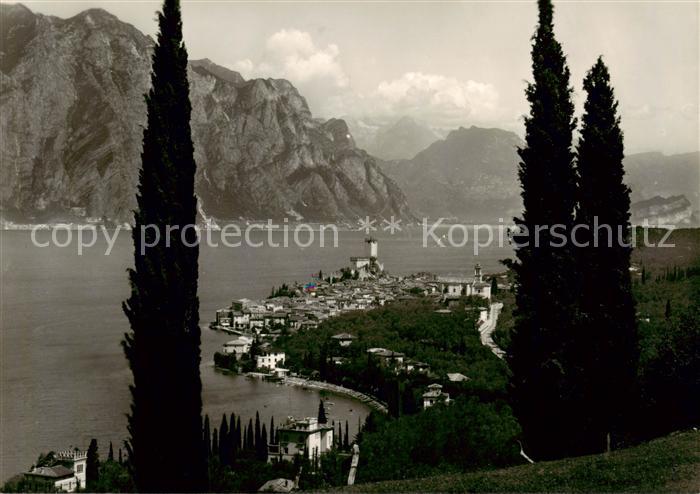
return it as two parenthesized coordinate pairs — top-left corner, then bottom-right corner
(366, 237), (378, 259)
(474, 263), (482, 283)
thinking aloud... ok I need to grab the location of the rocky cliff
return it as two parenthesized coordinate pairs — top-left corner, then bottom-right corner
(0, 4), (411, 223)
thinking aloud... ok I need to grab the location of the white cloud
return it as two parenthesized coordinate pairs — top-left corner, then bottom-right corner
(231, 29), (348, 88)
(324, 72), (503, 129)
(231, 33), (504, 131)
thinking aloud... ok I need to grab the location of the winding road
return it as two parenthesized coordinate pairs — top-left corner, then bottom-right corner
(478, 302), (506, 359)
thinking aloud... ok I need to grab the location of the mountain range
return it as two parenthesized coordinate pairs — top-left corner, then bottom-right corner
(0, 3), (411, 224)
(1, 3), (697, 226)
(379, 126), (524, 222)
(380, 127), (699, 224)
(345, 116), (443, 161)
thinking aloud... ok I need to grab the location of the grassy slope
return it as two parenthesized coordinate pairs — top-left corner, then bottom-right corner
(341, 430), (699, 493)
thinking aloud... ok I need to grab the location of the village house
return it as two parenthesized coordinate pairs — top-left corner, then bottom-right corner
(264, 311), (288, 328)
(24, 450), (87, 493)
(215, 309), (232, 328)
(404, 359), (431, 374)
(256, 351), (286, 372)
(268, 417), (334, 463)
(367, 348), (405, 368)
(438, 264), (491, 301)
(222, 336), (253, 358)
(447, 372), (470, 382)
(331, 332), (356, 347)
(422, 383), (451, 409)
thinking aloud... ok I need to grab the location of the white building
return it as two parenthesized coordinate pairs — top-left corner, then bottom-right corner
(256, 352), (286, 371)
(222, 336), (253, 357)
(25, 450), (87, 492)
(438, 264), (491, 301)
(422, 383), (450, 409)
(268, 417), (334, 463)
(331, 332), (356, 347)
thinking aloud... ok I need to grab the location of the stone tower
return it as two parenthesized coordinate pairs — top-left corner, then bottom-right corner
(366, 237), (378, 259)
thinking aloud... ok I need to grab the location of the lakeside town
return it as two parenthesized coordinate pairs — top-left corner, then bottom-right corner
(4, 0), (698, 490)
(208, 238), (503, 470)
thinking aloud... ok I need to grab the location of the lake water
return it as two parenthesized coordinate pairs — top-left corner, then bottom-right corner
(0, 228), (512, 480)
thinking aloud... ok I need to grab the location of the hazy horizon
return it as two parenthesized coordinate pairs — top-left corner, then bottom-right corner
(6, 0), (699, 155)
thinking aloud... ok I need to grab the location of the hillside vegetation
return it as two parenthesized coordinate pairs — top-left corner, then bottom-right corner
(341, 430), (700, 493)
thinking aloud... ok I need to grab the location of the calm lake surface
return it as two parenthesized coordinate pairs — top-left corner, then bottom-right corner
(0, 228), (512, 480)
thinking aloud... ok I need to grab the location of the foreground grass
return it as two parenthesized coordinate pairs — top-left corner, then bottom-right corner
(340, 430), (700, 493)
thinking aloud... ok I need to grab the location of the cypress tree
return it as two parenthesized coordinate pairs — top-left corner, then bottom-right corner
(118, 448), (123, 465)
(218, 414), (229, 465)
(270, 416), (276, 445)
(203, 415), (211, 460)
(665, 299), (672, 319)
(86, 439), (100, 489)
(575, 57), (638, 453)
(212, 428), (219, 459)
(121, 0), (205, 490)
(229, 412), (237, 462)
(508, 0), (579, 460)
(258, 424), (268, 462)
(255, 412), (261, 451)
(317, 400), (327, 424)
(108, 441), (114, 462)
(236, 417), (242, 452)
(247, 419), (254, 451)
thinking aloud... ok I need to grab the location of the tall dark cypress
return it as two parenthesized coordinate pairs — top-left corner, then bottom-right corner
(219, 414), (229, 465)
(236, 417), (242, 452)
(575, 57), (638, 452)
(247, 419), (254, 451)
(508, 0), (579, 460)
(317, 400), (327, 424)
(212, 428), (219, 459)
(203, 415), (211, 460)
(121, 0), (205, 490)
(258, 424), (269, 462)
(254, 412), (261, 450)
(86, 439), (100, 489)
(228, 412), (237, 463)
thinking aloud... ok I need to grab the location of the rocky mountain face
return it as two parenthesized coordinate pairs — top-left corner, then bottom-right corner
(379, 126), (523, 222)
(347, 116), (442, 161)
(631, 195), (694, 226)
(0, 4), (411, 224)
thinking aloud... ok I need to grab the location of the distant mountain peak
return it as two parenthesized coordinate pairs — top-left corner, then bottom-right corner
(0, 2), (32, 15)
(353, 115), (441, 160)
(190, 58), (245, 85)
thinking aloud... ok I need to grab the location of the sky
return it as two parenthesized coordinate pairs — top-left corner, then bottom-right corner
(10, 0), (700, 154)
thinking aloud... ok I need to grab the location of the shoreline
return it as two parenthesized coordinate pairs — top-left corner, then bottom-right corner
(281, 376), (388, 414)
(216, 366), (388, 414)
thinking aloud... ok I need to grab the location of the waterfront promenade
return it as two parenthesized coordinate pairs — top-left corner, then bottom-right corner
(282, 376), (388, 414)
